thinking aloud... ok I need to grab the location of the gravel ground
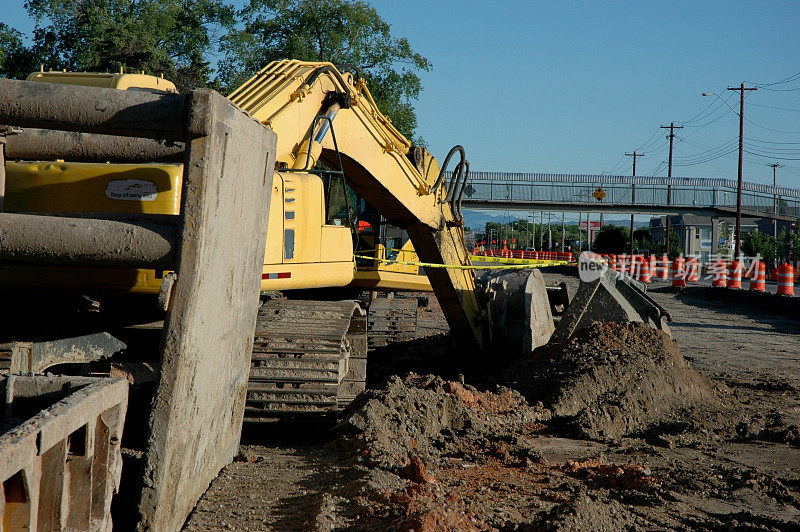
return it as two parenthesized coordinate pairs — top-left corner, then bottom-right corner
(183, 269), (800, 531)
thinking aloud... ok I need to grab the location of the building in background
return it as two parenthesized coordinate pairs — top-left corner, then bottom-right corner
(649, 215), (791, 260)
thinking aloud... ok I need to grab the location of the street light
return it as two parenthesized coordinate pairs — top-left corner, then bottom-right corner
(703, 84), (756, 258)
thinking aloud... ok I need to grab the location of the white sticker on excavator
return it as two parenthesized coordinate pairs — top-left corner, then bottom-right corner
(105, 179), (158, 201)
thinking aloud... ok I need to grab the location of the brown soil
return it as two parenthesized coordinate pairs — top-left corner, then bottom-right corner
(184, 277), (800, 531)
(505, 322), (724, 441)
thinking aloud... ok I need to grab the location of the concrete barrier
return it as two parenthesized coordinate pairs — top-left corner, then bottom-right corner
(0, 81), (277, 530)
(0, 375), (128, 531)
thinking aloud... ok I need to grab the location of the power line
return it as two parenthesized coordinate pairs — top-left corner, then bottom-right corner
(743, 116), (800, 135)
(758, 85), (800, 92)
(748, 102), (800, 113)
(753, 71), (800, 87)
(748, 137), (800, 145)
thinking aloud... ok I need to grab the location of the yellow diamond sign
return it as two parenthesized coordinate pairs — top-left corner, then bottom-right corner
(593, 188), (606, 201)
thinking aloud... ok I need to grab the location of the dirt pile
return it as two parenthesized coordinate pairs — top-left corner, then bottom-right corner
(336, 374), (545, 473)
(505, 321), (726, 441)
(331, 374), (661, 530)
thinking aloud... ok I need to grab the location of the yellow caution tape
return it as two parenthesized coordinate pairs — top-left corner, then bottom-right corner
(353, 253), (572, 270)
(469, 255), (578, 266)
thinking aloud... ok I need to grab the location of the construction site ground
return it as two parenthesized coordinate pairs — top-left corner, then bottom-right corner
(183, 268), (800, 531)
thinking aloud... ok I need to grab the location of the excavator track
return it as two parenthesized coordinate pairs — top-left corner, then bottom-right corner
(366, 297), (419, 349)
(245, 299), (367, 421)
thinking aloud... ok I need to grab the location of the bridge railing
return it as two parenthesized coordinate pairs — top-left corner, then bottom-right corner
(466, 180), (800, 217)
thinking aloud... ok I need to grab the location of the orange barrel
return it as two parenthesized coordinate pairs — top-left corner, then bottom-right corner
(728, 259), (743, 289)
(749, 260), (766, 292)
(608, 254), (617, 271)
(513, 250), (523, 259)
(672, 257), (686, 288)
(654, 255), (668, 279)
(628, 254), (640, 278)
(769, 267), (779, 281)
(711, 258), (727, 287)
(778, 263), (795, 296)
(618, 253), (627, 273)
(638, 256), (651, 283)
(648, 255), (657, 278)
(686, 257), (699, 282)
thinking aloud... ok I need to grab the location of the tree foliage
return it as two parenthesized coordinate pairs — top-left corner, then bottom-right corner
(2, 0), (236, 91)
(743, 230), (776, 262)
(1, 0), (431, 139)
(219, 0), (431, 140)
(592, 225), (628, 253)
(480, 219), (581, 250)
(0, 23), (38, 78)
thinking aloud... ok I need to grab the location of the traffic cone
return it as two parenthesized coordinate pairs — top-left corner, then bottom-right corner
(672, 257), (686, 288)
(778, 263), (795, 296)
(711, 258), (727, 287)
(656, 254), (669, 279)
(638, 256), (651, 283)
(686, 257), (699, 283)
(749, 261), (766, 292)
(728, 259), (743, 289)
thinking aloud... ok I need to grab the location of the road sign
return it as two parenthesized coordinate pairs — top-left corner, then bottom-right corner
(592, 188), (606, 201)
(464, 184), (476, 197)
(579, 221), (603, 230)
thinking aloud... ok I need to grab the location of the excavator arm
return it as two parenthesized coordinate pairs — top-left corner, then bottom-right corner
(229, 60), (487, 350)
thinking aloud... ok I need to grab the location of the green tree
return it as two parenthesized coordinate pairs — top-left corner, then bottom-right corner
(632, 228), (652, 252)
(2, 0), (234, 91)
(0, 23), (39, 78)
(592, 224), (629, 253)
(650, 227), (682, 259)
(742, 229), (777, 263)
(220, 0), (431, 140)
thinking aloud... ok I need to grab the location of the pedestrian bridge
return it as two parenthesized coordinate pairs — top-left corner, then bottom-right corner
(458, 172), (800, 221)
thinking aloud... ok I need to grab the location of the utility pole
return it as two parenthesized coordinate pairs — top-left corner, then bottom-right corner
(587, 212), (592, 248)
(625, 150), (644, 255)
(661, 122), (683, 256)
(578, 212), (582, 251)
(540, 211), (545, 250)
(728, 83), (757, 257)
(769, 163), (780, 240)
(561, 212), (565, 251)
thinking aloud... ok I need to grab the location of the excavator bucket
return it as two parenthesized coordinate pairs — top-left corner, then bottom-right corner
(476, 266), (671, 354)
(550, 268), (671, 344)
(476, 270), (555, 354)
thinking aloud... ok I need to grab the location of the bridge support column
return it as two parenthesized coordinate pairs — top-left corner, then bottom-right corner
(711, 217), (720, 256)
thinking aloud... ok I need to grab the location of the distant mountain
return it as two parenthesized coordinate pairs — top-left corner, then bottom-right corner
(462, 210), (507, 231)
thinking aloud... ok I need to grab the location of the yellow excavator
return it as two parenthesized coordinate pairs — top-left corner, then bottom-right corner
(1, 62), (476, 417)
(1, 61), (667, 419)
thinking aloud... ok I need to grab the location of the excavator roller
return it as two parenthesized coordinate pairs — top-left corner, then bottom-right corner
(245, 299), (367, 420)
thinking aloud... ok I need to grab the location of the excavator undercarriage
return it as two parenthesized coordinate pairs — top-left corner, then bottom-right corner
(246, 298), (367, 419)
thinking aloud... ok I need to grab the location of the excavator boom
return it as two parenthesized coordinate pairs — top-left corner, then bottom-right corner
(230, 60), (486, 349)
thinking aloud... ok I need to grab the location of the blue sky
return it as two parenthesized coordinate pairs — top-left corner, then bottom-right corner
(5, 0), (800, 192)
